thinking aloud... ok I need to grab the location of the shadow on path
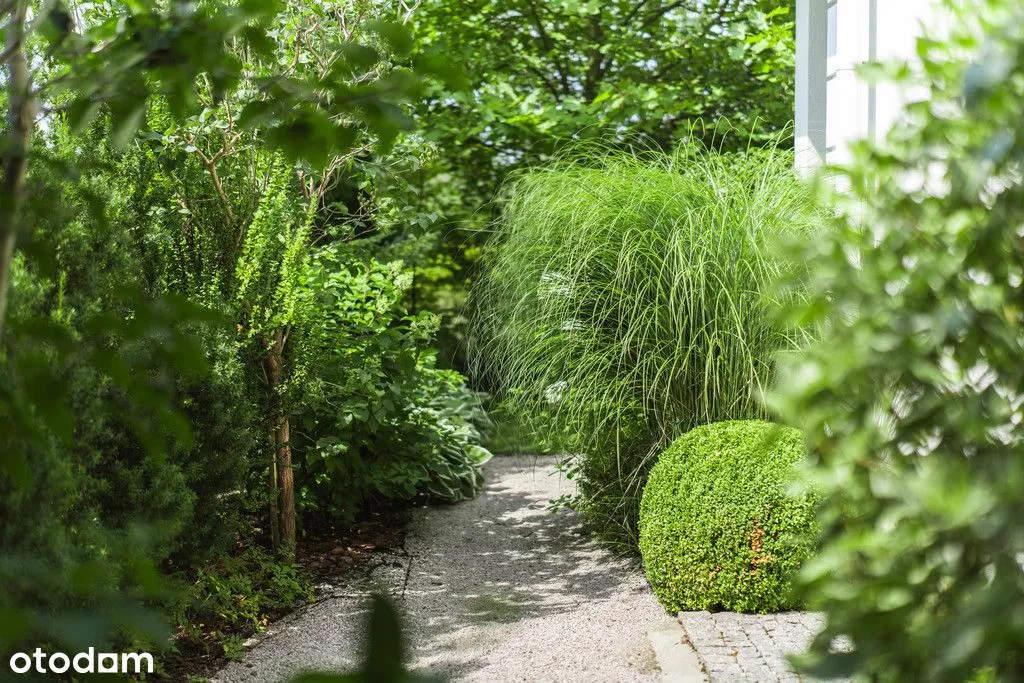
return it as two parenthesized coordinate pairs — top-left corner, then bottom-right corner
(214, 455), (687, 683)
(402, 455), (673, 682)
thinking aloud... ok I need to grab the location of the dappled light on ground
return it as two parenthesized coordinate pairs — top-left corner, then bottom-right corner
(214, 456), (691, 682)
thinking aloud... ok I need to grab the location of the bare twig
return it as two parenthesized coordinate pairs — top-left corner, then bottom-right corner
(522, 0), (571, 97)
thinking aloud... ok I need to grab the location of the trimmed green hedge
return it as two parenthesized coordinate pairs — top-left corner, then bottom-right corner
(639, 420), (818, 613)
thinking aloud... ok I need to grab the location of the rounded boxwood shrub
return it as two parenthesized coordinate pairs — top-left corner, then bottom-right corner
(639, 420), (818, 613)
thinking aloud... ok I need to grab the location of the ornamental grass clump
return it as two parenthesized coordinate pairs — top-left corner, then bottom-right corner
(471, 140), (817, 543)
(638, 420), (818, 613)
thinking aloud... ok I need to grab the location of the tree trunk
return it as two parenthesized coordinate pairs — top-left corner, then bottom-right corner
(0, 1), (33, 339)
(267, 428), (281, 549)
(264, 328), (296, 552)
(583, 13), (605, 103)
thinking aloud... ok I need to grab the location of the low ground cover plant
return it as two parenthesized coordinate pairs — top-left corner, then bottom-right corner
(773, 2), (1024, 678)
(172, 546), (313, 662)
(638, 420), (817, 613)
(472, 141), (817, 544)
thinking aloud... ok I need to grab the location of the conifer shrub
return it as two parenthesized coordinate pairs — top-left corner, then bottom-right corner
(639, 420), (818, 613)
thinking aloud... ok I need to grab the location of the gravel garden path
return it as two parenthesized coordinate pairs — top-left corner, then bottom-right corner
(213, 455), (823, 683)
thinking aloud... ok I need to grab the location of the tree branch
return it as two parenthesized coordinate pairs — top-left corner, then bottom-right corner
(583, 12), (606, 103)
(642, 0), (691, 29)
(202, 156), (235, 228)
(623, 0), (653, 25)
(521, 0), (572, 97)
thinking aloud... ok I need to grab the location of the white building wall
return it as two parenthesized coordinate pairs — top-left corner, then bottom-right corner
(796, 0), (939, 172)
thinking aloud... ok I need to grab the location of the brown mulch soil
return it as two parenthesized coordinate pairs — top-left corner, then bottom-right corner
(298, 508), (409, 583)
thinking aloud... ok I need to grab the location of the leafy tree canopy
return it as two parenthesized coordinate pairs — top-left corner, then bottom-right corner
(412, 0), (796, 214)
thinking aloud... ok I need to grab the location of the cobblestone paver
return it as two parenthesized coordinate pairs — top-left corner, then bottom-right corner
(678, 611), (839, 682)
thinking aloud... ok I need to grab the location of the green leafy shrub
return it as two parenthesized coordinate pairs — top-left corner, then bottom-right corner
(413, 367), (494, 502)
(1, 0), (473, 668)
(0, 128), (260, 659)
(294, 250), (491, 521)
(771, 3), (1024, 680)
(472, 141), (816, 544)
(638, 420), (817, 613)
(131, 107), (494, 532)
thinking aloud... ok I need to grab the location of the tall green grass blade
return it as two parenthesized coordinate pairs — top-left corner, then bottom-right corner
(471, 138), (817, 545)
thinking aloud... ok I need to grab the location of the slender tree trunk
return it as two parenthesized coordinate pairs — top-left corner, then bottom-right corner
(276, 397), (295, 548)
(267, 429), (281, 549)
(0, 1), (33, 339)
(263, 328), (296, 552)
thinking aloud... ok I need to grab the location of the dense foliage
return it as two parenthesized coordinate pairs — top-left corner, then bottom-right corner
(375, 1), (801, 368)
(0, 0), (488, 670)
(0, 0), (804, 673)
(638, 420), (817, 613)
(293, 250), (492, 519)
(23, 0), (1017, 679)
(772, 2), (1024, 679)
(413, 0), (797, 216)
(472, 143), (816, 544)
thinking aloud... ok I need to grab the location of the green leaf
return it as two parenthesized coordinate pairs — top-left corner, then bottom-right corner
(67, 97), (103, 133)
(369, 20), (414, 59)
(109, 99), (148, 150)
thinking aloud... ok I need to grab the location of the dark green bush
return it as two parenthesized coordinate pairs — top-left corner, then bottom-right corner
(0, 128), (261, 658)
(638, 420), (818, 613)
